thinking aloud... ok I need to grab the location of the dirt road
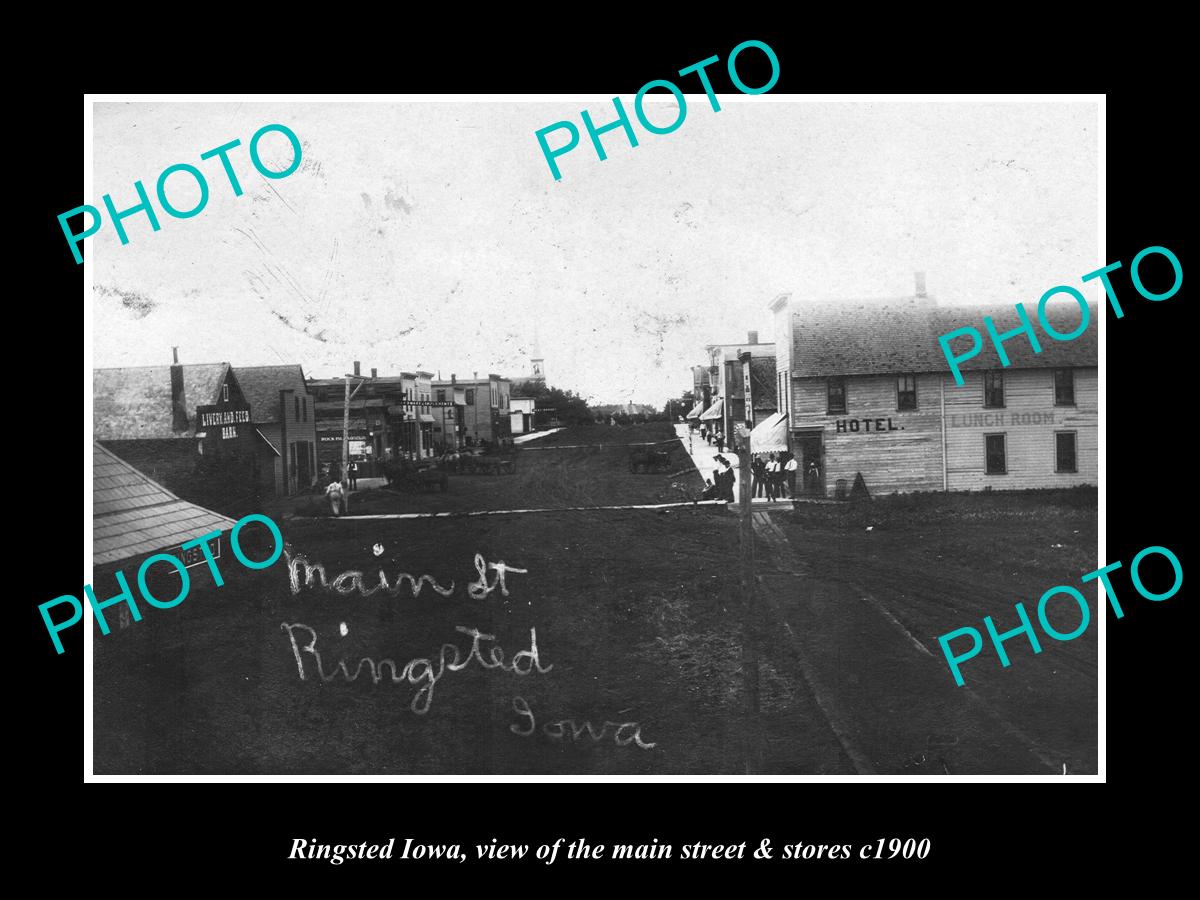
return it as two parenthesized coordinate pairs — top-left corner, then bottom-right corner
(93, 421), (1096, 774)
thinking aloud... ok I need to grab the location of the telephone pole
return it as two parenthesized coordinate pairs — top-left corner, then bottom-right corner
(739, 434), (761, 773)
(341, 367), (370, 514)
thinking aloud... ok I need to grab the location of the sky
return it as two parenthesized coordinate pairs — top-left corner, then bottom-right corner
(91, 100), (1098, 406)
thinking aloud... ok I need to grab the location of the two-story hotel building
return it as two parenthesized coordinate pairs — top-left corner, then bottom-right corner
(770, 281), (1098, 497)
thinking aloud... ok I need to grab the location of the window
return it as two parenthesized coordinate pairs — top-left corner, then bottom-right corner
(221, 383), (230, 402)
(1055, 431), (1077, 473)
(897, 374), (917, 411)
(466, 389), (475, 405)
(302, 398), (308, 422)
(1054, 368), (1075, 406)
(826, 377), (847, 415)
(983, 371), (1005, 408)
(294, 396), (300, 420)
(985, 433), (1007, 475)
(436, 389), (446, 402)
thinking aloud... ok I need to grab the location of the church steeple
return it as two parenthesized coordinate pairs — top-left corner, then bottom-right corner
(530, 323), (545, 381)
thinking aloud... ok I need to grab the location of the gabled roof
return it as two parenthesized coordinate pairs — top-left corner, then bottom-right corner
(231, 365), (309, 424)
(935, 303), (1098, 372)
(790, 296), (1098, 377)
(93, 364), (228, 440)
(92, 443), (236, 566)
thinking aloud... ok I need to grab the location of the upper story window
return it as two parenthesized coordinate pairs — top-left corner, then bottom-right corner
(465, 389), (475, 405)
(983, 371), (1005, 408)
(1054, 368), (1075, 406)
(436, 389), (446, 402)
(221, 383), (230, 402)
(302, 398), (308, 422)
(897, 374), (917, 411)
(826, 377), (847, 415)
(294, 396), (300, 420)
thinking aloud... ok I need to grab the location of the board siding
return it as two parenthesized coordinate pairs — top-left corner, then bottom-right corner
(788, 367), (1097, 495)
(944, 367), (1097, 491)
(792, 373), (944, 495)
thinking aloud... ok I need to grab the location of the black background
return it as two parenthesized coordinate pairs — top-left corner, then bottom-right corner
(22, 24), (1188, 886)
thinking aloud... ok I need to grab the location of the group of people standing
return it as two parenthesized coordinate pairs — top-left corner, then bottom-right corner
(698, 424), (726, 454)
(751, 451), (799, 501)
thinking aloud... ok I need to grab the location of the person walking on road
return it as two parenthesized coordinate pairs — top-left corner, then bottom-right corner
(348, 459), (359, 490)
(715, 430), (725, 454)
(325, 479), (346, 517)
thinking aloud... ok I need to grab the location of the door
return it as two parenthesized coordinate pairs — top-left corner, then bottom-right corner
(797, 432), (825, 497)
(295, 441), (311, 489)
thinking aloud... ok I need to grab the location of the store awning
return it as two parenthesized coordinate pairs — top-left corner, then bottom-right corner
(750, 413), (789, 454)
(418, 414), (436, 423)
(685, 403), (703, 420)
(699, 399), (724, 421)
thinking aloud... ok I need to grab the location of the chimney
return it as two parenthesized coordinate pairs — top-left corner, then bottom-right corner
(353, 361), (361, 377)
(915, 272), (927, 298)
(451, 373), (457, 385)
(371, 367), (377, 378)
(170, 352), (187, 432)
(747, 330), (759, 344)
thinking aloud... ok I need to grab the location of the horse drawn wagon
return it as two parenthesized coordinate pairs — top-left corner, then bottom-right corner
(628, 447), (672, 474)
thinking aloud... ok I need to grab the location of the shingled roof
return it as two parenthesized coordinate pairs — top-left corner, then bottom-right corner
(93, 443), (236, 566)
(790, 296), (1098, 377)
(232, 365), (309, 424)
(93, 364), (229, 440)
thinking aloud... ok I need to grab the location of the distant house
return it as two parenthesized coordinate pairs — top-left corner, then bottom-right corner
(231, 364), (318, 495)
(509, 397), (536, 434)
(93, 359), (263, 516)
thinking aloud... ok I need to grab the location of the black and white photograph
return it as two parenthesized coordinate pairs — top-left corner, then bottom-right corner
(82, 95), (1103, 777)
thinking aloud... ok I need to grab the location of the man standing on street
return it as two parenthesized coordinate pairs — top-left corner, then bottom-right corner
(765, 453), (780, 501)
(784, 453), (798, 498)
(325, 479), (346, 517)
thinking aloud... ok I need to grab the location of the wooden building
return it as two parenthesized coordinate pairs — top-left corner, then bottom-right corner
(230, 364), (318, 496)
(703, 332), (775, 443)
(93, 359), (264, 516)
(433, 374), (511, 447)
(771, 282), (1098, 497)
